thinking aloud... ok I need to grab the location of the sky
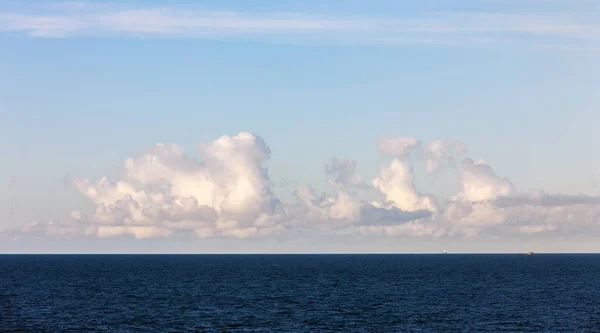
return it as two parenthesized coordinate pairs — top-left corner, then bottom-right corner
(1, 0), (599, 253)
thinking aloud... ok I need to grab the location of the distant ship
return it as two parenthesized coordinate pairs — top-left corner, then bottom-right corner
(524, 251), (534, 256)
(442, 250), (448, 254)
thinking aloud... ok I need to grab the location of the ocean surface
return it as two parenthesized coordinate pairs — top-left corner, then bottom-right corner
(1, 254), (600, 332)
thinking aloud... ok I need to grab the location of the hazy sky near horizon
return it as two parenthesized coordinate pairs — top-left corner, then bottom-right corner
(1, 0), (599, 253)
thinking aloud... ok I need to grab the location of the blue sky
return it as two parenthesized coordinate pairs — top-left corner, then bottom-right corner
(1, 0), (599, 253)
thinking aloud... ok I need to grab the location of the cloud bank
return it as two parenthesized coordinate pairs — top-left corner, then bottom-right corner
(12, 131), (600, 240)
(0, 2), (598, 48)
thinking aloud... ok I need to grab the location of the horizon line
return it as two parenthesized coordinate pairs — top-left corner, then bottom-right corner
(1, 252), (597, 255)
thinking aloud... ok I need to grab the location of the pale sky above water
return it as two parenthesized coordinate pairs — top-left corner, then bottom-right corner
(1, 0), (599, 253)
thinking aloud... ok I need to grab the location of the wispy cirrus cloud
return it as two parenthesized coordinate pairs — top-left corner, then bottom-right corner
(0, 1), (598, 48)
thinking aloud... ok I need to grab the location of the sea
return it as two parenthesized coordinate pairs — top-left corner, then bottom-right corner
(1, 254), (600, 332)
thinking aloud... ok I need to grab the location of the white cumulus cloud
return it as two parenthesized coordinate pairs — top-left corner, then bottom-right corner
(459, 158), (516, 202)
(425, 139), (467, 173)
(377, 136), (421, 158)
(372, 159), (439, 213)
(23, 132), (285, 239)
(8, 131), (600, 241)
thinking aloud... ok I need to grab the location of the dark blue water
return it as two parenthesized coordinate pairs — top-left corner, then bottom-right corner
(2, 254), (600, 332)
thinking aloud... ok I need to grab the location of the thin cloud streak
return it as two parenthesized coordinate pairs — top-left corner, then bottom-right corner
(0, 2), (598, 47)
